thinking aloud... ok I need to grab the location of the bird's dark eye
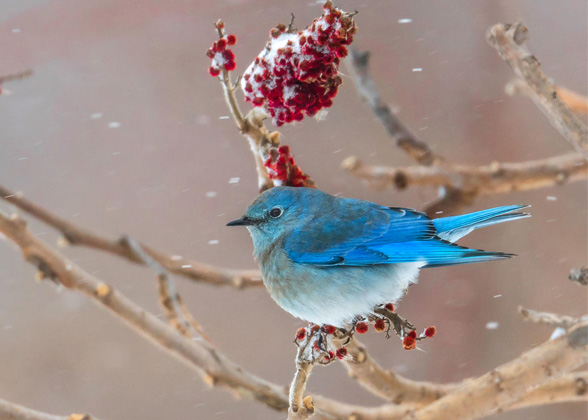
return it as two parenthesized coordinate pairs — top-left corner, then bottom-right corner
(269, 207), (283, 218)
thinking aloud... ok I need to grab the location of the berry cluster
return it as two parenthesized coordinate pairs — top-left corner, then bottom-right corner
(264, 145), (313, 188)
(241, 1), (357, 126)
(206, 21), (237, 77)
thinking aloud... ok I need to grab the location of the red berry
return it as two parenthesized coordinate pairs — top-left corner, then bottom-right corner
(224, 60), (236, 71)
(403, 336), (416, 350)
(374, 319), (386, 332)
(226, 34), (237, 45)
(310, 325), (320, 334)
(217, 38), (227, 50)
(324, 351), (335, 361)
(208, 66), (220, 77)
(323, 325), (336, 335)
(296, 327), (306, 341)
(425, 326), (437, 338)
(407, 330), (417, 339)
(336, 347), (348, 359)
(355, 322), (368, 334)
(384, 303), (395, 312)
(206, 48), (215, 58)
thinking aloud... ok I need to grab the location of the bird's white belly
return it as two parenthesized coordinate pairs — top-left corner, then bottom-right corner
(263, 260), (424, 327)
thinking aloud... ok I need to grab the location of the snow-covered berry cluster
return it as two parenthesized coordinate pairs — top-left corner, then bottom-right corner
(241, 1), (357, 126)
(206, 20), (237, 77)
(264, 145), (314, 188)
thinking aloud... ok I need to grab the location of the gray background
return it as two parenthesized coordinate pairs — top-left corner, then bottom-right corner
(0, 0), (586, 419)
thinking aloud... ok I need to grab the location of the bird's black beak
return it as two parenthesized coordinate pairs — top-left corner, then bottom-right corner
(226, 216), (255, 227)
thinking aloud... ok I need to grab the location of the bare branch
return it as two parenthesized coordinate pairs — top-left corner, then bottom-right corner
(342, 152), (587, 215)
(0, 211), (289, 410)
(288, 342), (315, 419)
(410, 319), (588, 420)
(506, 371), (588, 412)
(121, 235), (207, 339)
(569, 266), (588, 286)
(0, 397), (100, 420)
(519, 307), (583, 329)
(346, 49), (439, 166)
(0, 183), (262, 289)
(0, 69), (33, 84)
(556, 85), (588, 116)
(338, 337), (454, 405)
(487, 22), (588, 157)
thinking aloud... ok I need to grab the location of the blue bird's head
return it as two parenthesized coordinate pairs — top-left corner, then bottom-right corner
(227, 187), (325, 255)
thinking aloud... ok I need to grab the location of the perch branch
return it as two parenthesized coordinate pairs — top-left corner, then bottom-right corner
(347, 49), (439, 166)
(0, 183), (262, 289)
(409, 318), (588, 420)
(288, 343), (315, 420)
(0, 69), (33, 84)
(487, 22), (588, 157)
(339, 337), (455, 405)
(0, 397), (100, 420)
(342, 152), (587, 215)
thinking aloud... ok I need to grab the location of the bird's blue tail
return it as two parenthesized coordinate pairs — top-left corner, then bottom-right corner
(433, 205), (530, 243)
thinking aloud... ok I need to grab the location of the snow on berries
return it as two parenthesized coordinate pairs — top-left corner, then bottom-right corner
(241, 1), (357, 126)
(206, 20), (237, 76)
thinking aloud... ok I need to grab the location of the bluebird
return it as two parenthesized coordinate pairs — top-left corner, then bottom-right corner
(227, 187), (529, 328)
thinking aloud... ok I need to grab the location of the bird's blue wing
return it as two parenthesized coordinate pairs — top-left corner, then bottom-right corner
(285, 202), (512, 267)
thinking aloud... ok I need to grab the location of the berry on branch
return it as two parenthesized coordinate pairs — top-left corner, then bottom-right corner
(241, 1), (358, 126)
(206, 20), (237, 77)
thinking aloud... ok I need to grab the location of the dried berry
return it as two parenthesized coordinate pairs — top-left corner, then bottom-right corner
(384, 303), (395, 312)
(296, 327), (307, 341)
(206, 29), (237, 76)
(336, 347), (348, 359)
(403, 336), (416, 350)
(374, 319), (386, 332)
(355, 321), (368, 334)
(264, 145), (313, 188)
(425, 326), (437, 338)
(323, 324), (337, 335)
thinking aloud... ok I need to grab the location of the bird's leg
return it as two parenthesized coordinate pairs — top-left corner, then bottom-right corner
(374, 305), (415, 338)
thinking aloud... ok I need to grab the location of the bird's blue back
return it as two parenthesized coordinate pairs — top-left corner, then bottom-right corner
(280, 188), (529, 268)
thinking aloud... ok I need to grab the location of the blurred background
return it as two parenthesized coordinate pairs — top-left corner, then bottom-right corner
(1, 0), (586, 419)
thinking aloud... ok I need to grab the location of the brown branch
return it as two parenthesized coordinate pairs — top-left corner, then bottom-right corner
(347, 48), (439, 166)
(288, 342), (315, 419)
(0, 183), (262, 289)
(487, 22), (588, 157)
(0, 210), (289, 411)
(569, 266), (588, 286)
(0, 69), (33, 84)
(519, 306), (583, 329)
(338, 337), (454, 406)
(556, 85), (588, 116)
(121, 236), (207, 339)
(342, 152), (587, 215)
(409, 319), (588, 420)
(0, 397), (100, 420)
(505, 371), (588, 412)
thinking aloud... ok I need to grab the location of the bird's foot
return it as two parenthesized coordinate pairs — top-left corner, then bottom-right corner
(293, 323), (350, 364)
(372, 303), (437, 350)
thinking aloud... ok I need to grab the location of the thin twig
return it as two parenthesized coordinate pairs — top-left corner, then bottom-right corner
(0, 183), (262, 289)
(519, 306), (583, 329)
(487, 22), (588, 157)
(507, 79), (588, 117)
(0, 69), (33, 84)
(121, 235), (207, 339)
(346, 49), (439, 166)
(0, 397), (100, 420)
